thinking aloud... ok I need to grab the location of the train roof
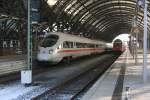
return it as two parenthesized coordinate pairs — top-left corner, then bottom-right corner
(47, 32), (106, 44)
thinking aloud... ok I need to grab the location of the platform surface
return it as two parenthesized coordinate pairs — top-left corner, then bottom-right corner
(0, 54), (110, 100)
(81, 48), (150, 100)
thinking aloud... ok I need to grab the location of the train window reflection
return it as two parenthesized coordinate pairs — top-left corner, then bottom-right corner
(41, 35), (59, 47)
(63, 41), (73, 48)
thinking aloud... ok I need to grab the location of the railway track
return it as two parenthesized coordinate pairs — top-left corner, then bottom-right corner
(0, 52), (111, 84)
(32, 53), (120, 100)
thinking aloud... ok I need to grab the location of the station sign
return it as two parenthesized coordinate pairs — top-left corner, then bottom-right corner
(31, 0), (40, 23)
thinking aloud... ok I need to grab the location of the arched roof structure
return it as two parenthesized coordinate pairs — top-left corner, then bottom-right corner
(0, 0), (27, 40)
(45, 0), (150, 41)
(0, 0), (150, 41)
(0, 0), (27, 52)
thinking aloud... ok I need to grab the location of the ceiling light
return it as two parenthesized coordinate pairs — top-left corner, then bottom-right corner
(47, 0), (57, 6)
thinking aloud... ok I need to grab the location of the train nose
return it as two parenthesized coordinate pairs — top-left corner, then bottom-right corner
(37, 53), (49, 61)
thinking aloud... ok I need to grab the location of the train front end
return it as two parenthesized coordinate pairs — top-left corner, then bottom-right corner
(37, 34), (61, 63)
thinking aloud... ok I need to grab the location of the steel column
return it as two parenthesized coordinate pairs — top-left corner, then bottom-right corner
(143, 1), (148, 83)
(21, 0), (32, 84)
(27, 0), (32, 70)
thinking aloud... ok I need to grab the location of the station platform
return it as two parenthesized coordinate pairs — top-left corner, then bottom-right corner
(0, 55), (25, 62)
(81, 49), (150, 100)
(0, 55), (26, 76)
(0, 53), (38, 76)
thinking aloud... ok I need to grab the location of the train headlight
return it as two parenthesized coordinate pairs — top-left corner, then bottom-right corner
(49, 50), (53, 54)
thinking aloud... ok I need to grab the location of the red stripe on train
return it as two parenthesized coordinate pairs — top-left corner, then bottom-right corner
(57, 48), (103, 53)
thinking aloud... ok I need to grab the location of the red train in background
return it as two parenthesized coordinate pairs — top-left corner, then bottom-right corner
(113, 39), (125, 52)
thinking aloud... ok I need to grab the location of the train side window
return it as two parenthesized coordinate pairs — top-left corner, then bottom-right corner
(83, 43), (86, 48)
(86, 43), (89, 48)
(98, 44), (102, 48)
(76, 42), (83, 48)
(76, 42), (79, 48)
(0, 40), (2, 48)
(63, 41), (69, 48)
(83, 43), (87, 48)
(74, 42), (76, 48)
(76, 42), (80, 48)
(82, 43), (86, 48)
(63, 41), (74, 48)
(80, 43), (83, 48)
(96, 45), (98, 48)
(69, 42), (73, 48)
(88, 44), (94, 48)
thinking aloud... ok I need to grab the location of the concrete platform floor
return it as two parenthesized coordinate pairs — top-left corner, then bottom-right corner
(0, 55), (25, 62)
(0, 54), (111, 100)
(122, 49), (150, 100)
(0, 55), (25, 75)
(81, 48), (150, 100)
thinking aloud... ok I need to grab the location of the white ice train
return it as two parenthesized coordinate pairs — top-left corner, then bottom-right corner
(37, 32), (106, 63)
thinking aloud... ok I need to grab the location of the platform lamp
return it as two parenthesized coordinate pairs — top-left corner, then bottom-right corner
(21, 0), (32, 85)
(137, 0), (148, 83)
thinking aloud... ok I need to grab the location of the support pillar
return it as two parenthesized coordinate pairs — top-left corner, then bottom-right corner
(143, 1), (148, 83)
(21, 0), (32, 85)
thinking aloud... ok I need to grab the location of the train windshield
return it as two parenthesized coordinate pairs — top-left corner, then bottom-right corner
(41, 35), (59, 47)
